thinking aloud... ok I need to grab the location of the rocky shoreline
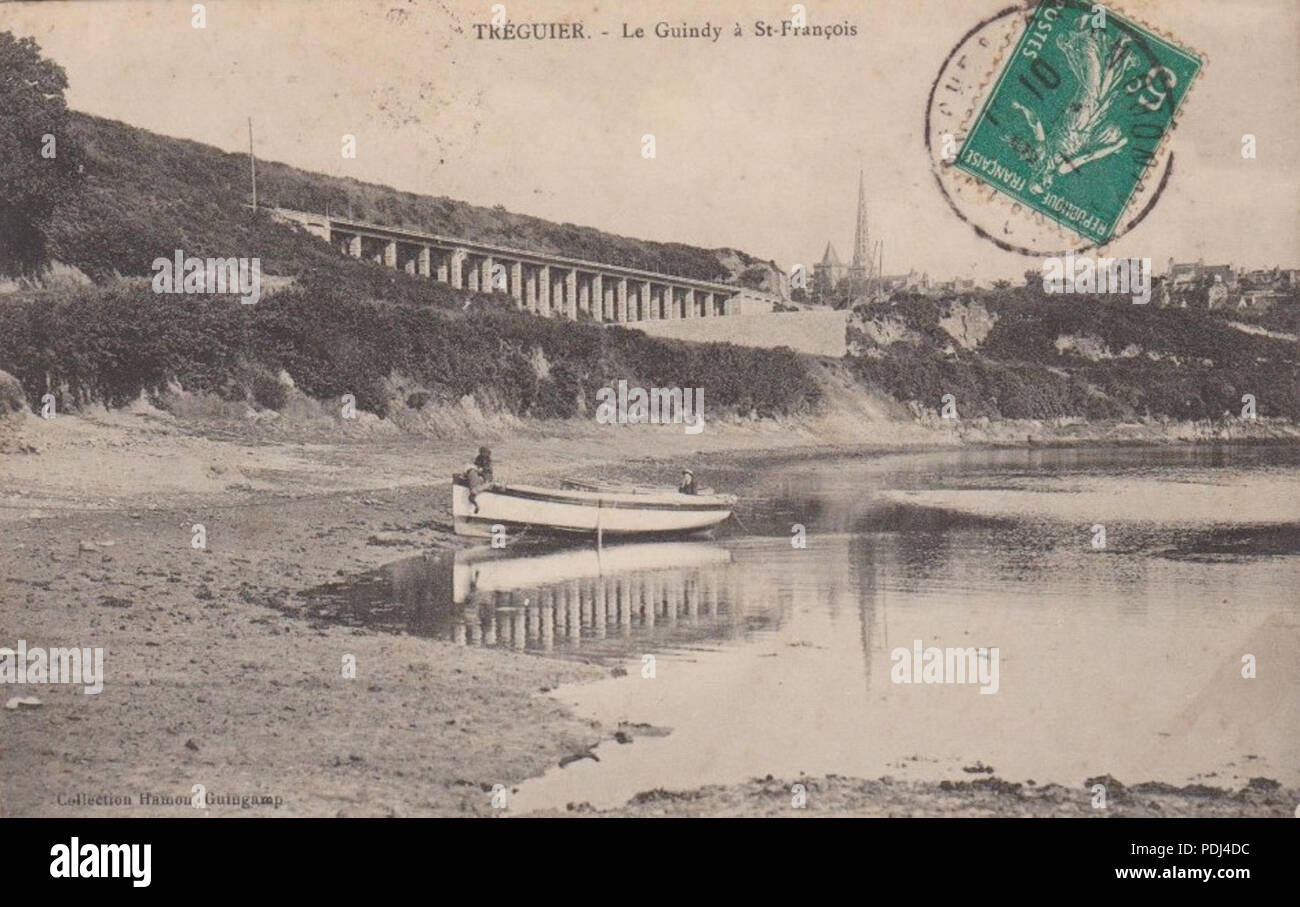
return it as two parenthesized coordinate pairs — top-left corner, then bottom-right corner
(552, 775), (1298, 818)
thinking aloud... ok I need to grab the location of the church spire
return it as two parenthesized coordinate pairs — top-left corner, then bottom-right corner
(851, 169), (870, 274)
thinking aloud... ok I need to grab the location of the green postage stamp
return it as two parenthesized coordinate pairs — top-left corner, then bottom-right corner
(955, 0), (1203, 245)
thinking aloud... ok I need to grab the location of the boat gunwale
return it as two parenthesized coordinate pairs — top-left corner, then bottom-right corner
(452, 475), (736, 513)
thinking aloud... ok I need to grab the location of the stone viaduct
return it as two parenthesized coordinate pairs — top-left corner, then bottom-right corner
(272, 208), (741, 323)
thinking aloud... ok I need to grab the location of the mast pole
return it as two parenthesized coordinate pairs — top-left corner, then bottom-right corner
(248, 117), (258, 212)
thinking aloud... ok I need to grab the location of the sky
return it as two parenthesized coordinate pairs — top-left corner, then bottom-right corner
(2, 0), (1297, 281)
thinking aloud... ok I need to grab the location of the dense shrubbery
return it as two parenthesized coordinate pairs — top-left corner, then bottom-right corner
(0, 286), (822, 420)
(0, 369), (25, 415)
(1244, 294), (1300, 335)
(0, 109), (820, 423)
(976, 294), (1286, 370)
(852, 351), (1124, 420)
(854, 348), (1300, 421)
(850, 292), (1300, 421)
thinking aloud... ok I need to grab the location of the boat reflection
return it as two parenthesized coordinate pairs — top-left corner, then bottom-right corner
(304, 539), (791, 659)
(446, 541), (761, 655)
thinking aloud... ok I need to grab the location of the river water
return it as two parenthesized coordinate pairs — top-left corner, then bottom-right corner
(301, 444), (1300, 812)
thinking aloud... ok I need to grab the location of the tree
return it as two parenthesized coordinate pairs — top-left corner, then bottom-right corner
(0, 31), (82, 275)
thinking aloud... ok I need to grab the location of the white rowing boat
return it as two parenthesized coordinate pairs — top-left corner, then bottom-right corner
(452, 475), (736, 539)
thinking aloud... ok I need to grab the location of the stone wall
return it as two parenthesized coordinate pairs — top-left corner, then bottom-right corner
(629, 310), (847, 358)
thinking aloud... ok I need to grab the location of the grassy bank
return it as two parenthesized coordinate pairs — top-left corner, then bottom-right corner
(0, 285), (821, 420)
(50, 111), (760, 284)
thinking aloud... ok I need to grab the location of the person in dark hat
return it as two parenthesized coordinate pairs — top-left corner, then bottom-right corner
(474, 446), (494, 483)
(678, 468), (697, 495)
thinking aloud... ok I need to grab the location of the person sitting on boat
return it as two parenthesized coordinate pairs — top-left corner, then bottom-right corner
(463, 446), (494, 512)
(678, 468), (697, 495)
(474, 446), (494, 483)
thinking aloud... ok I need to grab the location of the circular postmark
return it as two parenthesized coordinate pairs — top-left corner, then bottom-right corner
(925, 2), (1175, 257)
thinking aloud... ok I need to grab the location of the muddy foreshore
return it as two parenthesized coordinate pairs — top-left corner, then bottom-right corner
(2, 407), (1294, 817)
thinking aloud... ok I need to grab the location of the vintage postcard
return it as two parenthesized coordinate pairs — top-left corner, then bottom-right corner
(0, 0), (1296, 880)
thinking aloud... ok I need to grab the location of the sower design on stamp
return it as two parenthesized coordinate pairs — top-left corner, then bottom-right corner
(955, 0), (1202, 245)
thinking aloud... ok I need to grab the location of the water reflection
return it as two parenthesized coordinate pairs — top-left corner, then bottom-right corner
(302, 540), (794, 659)
(295, 443), (1300, 804)
(451, 542), (760, 655)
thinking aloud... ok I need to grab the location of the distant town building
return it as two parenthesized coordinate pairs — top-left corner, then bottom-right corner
(1240, 267), (1281, 287)
(1166, 258), (1236, 288)
(1207, 277), (1230, 309)
(727, 287), (781, 315)
(813, 242), (847, 296)
(877, 270), (931, 293)
(1236, 289), (1284, 312)
(812, 171), (877, 305)
(1155, 258), (1300, 310)
(931, 277), (977, 294)
(1238, 266), (1300, 291)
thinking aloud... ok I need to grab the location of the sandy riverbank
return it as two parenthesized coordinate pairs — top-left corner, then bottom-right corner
(2, 404), (1296, 817)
